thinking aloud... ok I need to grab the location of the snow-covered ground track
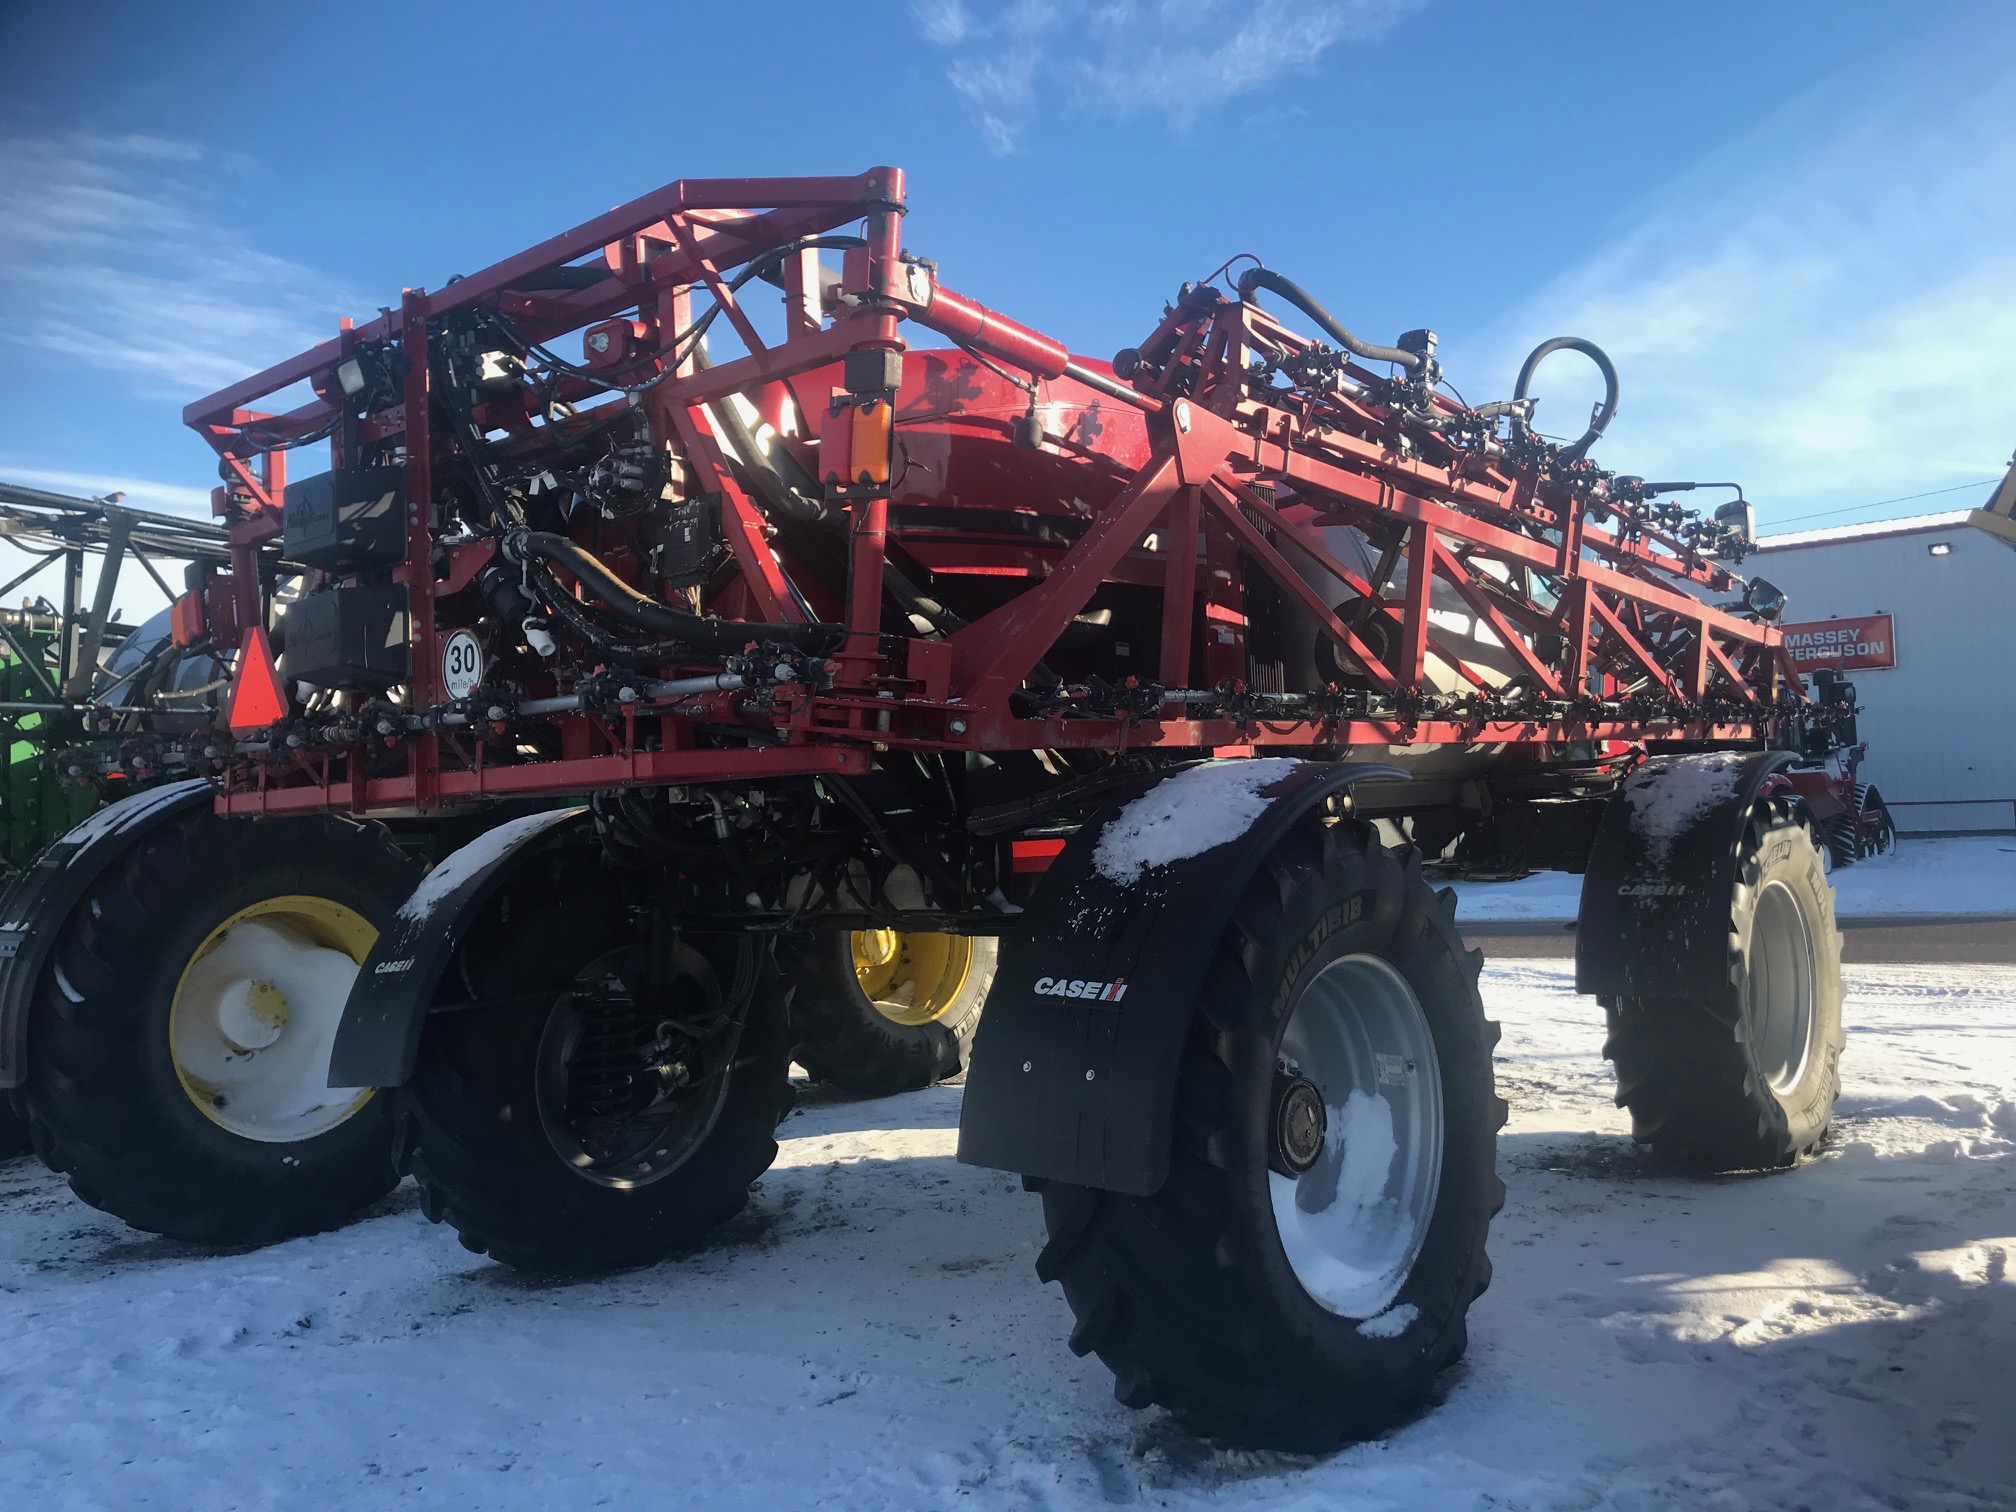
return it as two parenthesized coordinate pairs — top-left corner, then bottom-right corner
(3, 957), (2010, 1510)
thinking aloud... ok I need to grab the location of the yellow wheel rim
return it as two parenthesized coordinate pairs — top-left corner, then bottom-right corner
(169, 895), (379, 1143)
(850, 929), (975, 1027)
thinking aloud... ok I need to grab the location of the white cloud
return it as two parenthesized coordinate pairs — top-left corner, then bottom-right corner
(0, 132), (360, 403)
(918, 0), (1420, 152)
(1451, 34), (2016, 529)
(912, 0), (973, 47)
(0, 134), (346, 622)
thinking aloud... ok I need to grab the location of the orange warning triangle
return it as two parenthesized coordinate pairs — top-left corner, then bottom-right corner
(227, 625), (289, 733)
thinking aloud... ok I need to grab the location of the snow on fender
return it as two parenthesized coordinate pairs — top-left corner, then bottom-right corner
(1576, 749), (1800, 1001)
(1091, 757), (1301, 883)
(1619, 753), (1748, 871)
(959, 758), (1405, 1194)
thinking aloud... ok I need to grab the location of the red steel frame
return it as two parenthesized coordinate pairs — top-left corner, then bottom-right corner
(183, 169), (1803, 818)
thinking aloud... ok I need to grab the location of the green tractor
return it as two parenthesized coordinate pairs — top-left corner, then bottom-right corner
(0, 483), (238, 873)
(0, 482), (233, 1155)
(0, 612), (101, 877)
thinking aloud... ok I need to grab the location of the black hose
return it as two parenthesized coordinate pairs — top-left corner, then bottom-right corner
(611, 235), (872, 394)
(473, 237), (869, 398)
(1512, 337), (1619, 459)
(517, 532), (842, 654)
(1641, 480), (1744, 502)
(1235, 268), (1425, 374)
(527, 566), (658, 668)
(881, 561), (968, 633)
(690, 343), (972, 637)
(693, 345), (835, 529)
(430, 345), (526, 530)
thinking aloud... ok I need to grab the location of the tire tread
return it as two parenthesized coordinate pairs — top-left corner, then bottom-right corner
(1033, 816), (1499, 1451)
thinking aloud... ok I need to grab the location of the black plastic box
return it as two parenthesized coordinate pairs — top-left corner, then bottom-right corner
(281, 585), (410, 690)
(283, 466), (407, 572)
(646, 496), (718, 586)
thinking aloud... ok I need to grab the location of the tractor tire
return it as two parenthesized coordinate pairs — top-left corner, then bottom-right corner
(1030, 817), (1503, 1452)
(0, 1097), (30, 1158)
(1604, 799), (1844, 1171)
(787, 929), (995, 1096)
(18, 811), (421, 1244)
(1821, 813), (1859, 871)
(405, 899), (794, 1275)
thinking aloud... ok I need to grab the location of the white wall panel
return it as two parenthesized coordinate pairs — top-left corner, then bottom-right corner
(1753, 523), (2016, 832)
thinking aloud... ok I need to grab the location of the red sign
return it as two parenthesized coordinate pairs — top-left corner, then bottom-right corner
(1779, 614), (1896, 672)
(226, 625), (289, 733)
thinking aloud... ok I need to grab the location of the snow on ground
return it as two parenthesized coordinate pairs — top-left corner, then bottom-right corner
(1450, 834), (2016, 921)
(4, 962), (2014, 1509)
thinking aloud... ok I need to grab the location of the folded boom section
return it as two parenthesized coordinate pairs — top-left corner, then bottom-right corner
(173, 168), (1829, 816)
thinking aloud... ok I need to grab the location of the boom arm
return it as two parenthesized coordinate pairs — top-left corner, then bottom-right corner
(173, 168), (1830, 819)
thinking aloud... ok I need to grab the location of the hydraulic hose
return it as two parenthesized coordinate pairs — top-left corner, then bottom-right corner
(881, 561), (968, 633)
(1235, 268), (1426, 374)
(1511, 337), (1620, 459)
(692, 344), (972, 637)
(694, 343), (834, 529)
(515, 531), (842, 654)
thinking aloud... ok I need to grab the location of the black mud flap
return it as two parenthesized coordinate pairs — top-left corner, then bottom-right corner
(957, 758), (1403, 1196)
(1576, 749), (1797, 1002)
(327, 807), (589, 1089)
(0, 779), (214, 1088)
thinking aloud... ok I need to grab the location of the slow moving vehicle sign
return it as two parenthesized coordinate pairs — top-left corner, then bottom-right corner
(1779, 614), (1896, 672)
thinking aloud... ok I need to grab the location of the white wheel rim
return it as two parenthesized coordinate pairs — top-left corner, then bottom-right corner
(1750, 881), (1817, 1092)
(1269, 953), (1445, 1318)
(170, 902), (376, 1142)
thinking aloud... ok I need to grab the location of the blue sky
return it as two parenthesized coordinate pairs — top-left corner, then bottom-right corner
(1, 0), (2011, 591)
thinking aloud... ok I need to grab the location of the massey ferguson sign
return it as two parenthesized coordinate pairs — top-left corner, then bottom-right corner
(1780, 614), (1897, 672)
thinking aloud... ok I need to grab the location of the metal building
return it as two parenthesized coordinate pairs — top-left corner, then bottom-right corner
(1752, 471), (2016, 834)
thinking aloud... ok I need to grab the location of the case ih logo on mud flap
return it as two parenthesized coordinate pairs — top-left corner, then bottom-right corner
(1618, 882), (1688, 897)
(1034, 976), (1129, 1001)
(373, 958), (416, 974)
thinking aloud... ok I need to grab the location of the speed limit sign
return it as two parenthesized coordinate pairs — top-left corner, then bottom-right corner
(441, 629), (484, 699)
